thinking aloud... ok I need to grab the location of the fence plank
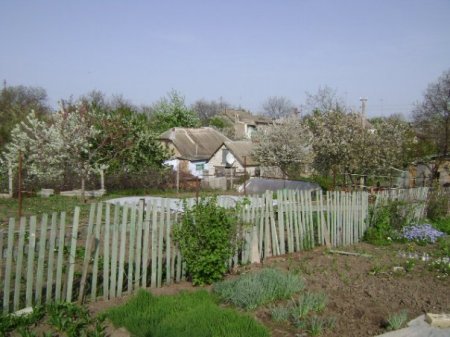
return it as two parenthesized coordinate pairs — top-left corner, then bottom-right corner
(165, 199), (171, 285)
(0, 230), (3, 284)
(46, 213), (58, 302)
(117, 204), (129, 297)
(66, 208), (80, 302)
(142, 201), (151, 287)
(13, 217), (27, 311)
(135, 200), (144, 290)
(157, 200), (165, 287)
(3, 218), (15, 313)
(127, 204), (137, 293)
(109, 204), (120, 299)
(35, 214), (48, 304)
(54, 212), (66, 301)
(151, 199), (158, 288)
(103, 203), (111, 300)
(91, 203), (103, 300)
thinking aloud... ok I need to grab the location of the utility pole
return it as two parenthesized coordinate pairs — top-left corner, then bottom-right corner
(360, 97), (367, 129)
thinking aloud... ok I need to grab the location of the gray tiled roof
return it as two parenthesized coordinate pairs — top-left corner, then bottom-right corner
(159, 127), (230, 161)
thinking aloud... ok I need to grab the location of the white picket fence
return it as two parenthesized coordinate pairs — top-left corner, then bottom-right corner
(0, 188), (428, 313)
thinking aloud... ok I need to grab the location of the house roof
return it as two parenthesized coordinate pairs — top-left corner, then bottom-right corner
(224, 141), (259, 166)
(159, 127), (230, 161)
(221, 109), (272, 125)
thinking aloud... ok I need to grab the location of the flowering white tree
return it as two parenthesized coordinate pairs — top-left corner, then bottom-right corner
(308, 109), (413, 186)
(252, 116), (314, 177)
(1, 107), (99, 198)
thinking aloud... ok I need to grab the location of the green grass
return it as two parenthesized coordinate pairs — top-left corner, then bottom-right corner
(387, 310), (408, 331)
(213, 268), (305, 310)
(106, 289), (269, 337)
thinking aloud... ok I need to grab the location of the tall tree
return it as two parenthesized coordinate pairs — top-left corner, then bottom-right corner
(0, 85), (50, 149)
(252, 116), (314, 177)
(191, 98), (229, 125)
(149, 90), (200, 133)
(413, 69), (450, 158)
(304, 86), (346, 115)
(261, 96), (295, 119)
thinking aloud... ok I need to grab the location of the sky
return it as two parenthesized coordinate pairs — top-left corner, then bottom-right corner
(1, 0), (449, 117)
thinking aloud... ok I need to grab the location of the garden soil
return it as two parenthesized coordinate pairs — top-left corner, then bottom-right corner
(89, 242), (450, 337)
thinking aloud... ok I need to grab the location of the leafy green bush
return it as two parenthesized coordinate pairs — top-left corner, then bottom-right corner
(173, 197), (240, 285)
(431, 217), (450, 235)
(106, 289), (269, 337)
(426, 188), (449, 221)
(213, 268), (304, 310)
(365, 200), (416, 245)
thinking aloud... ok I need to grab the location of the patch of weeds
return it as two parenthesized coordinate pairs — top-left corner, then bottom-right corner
(106, 289), (269, 337)
(0, 302), (105, 336)
(213, 268), (304, 310)
(429, 257), (450, 279)
(404, 259), (415, 272)
(369, 263), (387, 276)
(306, 316), (336, 336)
(270, 305), (290, 322)
(290, 292), (327, 320)
(386, 310), (408, 331)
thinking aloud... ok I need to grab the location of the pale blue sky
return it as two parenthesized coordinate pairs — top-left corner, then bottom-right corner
(1, 0), (449, 117)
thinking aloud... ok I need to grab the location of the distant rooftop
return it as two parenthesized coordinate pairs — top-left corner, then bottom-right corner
(159, 127), (230, 161)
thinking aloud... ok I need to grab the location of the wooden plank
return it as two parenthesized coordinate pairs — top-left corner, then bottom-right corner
(109, 204), (120, 299)
(78, 204), (96, 302)
(25, 216), (37, 307)
(117, 204), (129, 297)
(135, 200), (144, 290)
(268, 192), (279, 256)
(46, 213), (58, 302)
(35, 214), (48, 304)
(91, 203), (103, 300)
(66, 208), (80, 302)
(103, 203), (111, 300)
(157, 200), (165, 287)
(150, 199), (158, 288)
(291, 190), (300, 252)
(142, 201), (151, 287)
(3, 218), (16, 313)
(0, 230), (3, 285)
(54, 212), (66, 301)
(277, 191), (285, 255)
(165, 199), (171, 285)
(127, 204), (137, 293)
(13, 217), (27, 311)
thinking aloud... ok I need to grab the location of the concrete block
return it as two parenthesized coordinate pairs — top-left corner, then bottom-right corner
(425, 313), (450, 328)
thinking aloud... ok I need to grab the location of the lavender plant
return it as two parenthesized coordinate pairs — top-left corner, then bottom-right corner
(401, 224), (444, 244)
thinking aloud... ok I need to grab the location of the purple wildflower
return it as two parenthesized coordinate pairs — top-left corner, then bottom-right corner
(401, 224), (444, 244)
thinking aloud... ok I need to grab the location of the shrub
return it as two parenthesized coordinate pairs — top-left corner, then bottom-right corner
(431, 217), (450, 235)
(173, 197), (240, 285)
(106, 290), (269, 337)
(213, 268), (304, 310)
(426, 188), (450, 221)
(365, 200), (417, 245)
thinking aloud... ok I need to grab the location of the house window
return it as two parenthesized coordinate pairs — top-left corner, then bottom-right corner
(196, 163), (205, 171)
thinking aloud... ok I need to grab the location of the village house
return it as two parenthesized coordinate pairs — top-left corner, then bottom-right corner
(159, 127), (230, 178)
(207, 140), (259, 178)
(218, 109), (272, 139)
